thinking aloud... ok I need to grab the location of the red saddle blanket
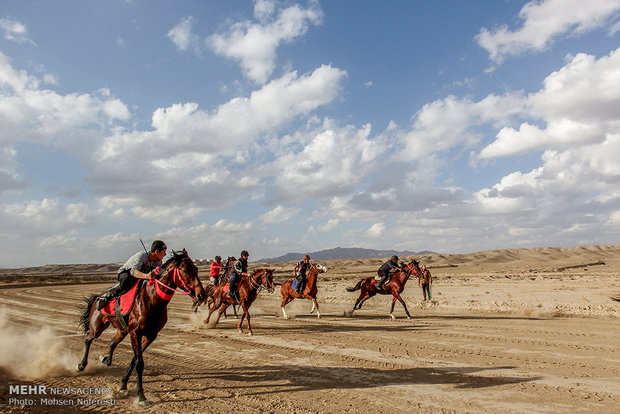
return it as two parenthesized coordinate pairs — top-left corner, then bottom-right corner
(100, 280), (142, 317)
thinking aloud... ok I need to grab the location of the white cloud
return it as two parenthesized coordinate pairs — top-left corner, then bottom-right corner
(260, 205), (301, 224)
(476, 0), (620, 63)
(270, 121), (383, 200)
(480, 46), (620, 159)
(0, 18), (34, 45)
(308, 218), (339, 234)
(167, 16), (198, 52)
(207, 2), (323, 83)
(364, 222), (385, 238)
(212, 219), (253, 232)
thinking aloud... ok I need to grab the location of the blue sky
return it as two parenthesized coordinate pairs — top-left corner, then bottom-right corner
(1, 0), (620, 267)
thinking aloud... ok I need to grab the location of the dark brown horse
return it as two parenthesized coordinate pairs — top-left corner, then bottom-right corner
(204, 268), (274, 335)
(77, 249), (205, 404)
(346, 259), (420, 319)
(280, 264), (327, 319)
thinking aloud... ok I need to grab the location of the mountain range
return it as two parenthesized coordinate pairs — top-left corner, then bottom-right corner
(258, 247), (435, 263)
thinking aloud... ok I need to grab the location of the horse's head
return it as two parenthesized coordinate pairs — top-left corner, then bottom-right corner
(404, 259), (421, 276)
(172, 249), (205, 304)
(253, 268), (275, 293)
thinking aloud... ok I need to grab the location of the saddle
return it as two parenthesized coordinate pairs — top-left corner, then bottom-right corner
(222, 279), (243, 294)
(291, 280), (305, 291)
(100, 280), (144, 328)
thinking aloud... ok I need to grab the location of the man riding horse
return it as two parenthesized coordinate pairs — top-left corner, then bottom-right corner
(229, 250), (250, 301)
(96, 240), (167, 311)
(293, 254), (312, 294)
(376, 255), (402, 291)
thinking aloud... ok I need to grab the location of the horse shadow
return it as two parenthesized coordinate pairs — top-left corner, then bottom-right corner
(145, 364), (540, 398)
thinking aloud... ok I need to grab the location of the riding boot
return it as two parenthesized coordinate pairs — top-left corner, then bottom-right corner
(96, 282), (122, 310)
(229, 284), (239, 302)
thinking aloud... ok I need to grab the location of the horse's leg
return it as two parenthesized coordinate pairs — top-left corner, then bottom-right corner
(77, 315), (108, 372)
(353, 289), (372, 311)
(280, 294), (294, 319)
(310, 298), (321, 318)
(119, 335), (154, 397)
(215, 303), (229, 326)
(100, 328), (127, 367)
(131, 332), (148, 403)
(205, 295), (221, 324)
(395, 293), (412, 319)
(239, 303), (252, 336)
(389, 296), (398, 320)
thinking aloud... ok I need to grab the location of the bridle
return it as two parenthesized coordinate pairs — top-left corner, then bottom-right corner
(149, 261), (194, 301)
(247, 269), (273, 293)
(403, 261), (420, 277)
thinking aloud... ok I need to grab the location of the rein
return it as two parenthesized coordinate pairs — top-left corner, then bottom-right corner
(247, 270), (266, 292)
(149, 267), (192, 301)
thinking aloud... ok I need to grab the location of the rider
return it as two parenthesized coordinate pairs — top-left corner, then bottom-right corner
(96, 240), (167, 310)
(229, 250), (250, 301)
(293, 254), (312, 294)
(376, 255), (402, 291)
(209, 255), (223, 285)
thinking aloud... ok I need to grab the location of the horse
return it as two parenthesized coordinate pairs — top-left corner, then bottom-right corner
(346, 259), (420, 319)
(195, 256), (238, 316)
(219, 256), (235, 286)
(204, 268), (274, 335)
(77, 249), (205, 404)
(279, 263), (328, 319)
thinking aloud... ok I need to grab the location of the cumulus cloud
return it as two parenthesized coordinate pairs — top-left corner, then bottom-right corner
(476, 0), (620, 63)
(480, 46), (620, 159)
(0, 18), (34, 44)
(207, 1), (323, 83)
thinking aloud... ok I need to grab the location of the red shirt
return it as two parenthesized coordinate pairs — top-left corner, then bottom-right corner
(210, 261), (222, 277)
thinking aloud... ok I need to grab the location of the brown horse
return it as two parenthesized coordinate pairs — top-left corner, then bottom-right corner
(77, 249), (205, 404)
(196, 256), (238, 317)
(280, 264), (327, 319)
(346, 259), (420, 319)
(204, 268), (274, 335)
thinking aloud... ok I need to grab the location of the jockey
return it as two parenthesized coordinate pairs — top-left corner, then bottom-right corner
(96, 240), (167, 311)
(293, 254), (312, 294)
(229, 250), (250, 301)
(209, 256), (223, 285)
(376, 255), (401, 291)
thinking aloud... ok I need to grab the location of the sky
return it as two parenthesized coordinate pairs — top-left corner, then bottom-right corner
(1, 0), (620, 267)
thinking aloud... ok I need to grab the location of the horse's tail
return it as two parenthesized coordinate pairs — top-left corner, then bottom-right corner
(346, 279), (363, 292)
(78, 294), (98, 334)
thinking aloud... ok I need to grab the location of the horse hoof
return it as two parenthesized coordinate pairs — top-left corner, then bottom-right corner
(76, 364), (85, 372)
(137, 399), (150, 407)
(247, 332), (253, 336)
(99, 356), (111, 366)
(389, 314), (396, 320)
(117, 389), (129, 398)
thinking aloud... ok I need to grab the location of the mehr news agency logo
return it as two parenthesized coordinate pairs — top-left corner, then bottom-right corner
(7, 384), (116, 407)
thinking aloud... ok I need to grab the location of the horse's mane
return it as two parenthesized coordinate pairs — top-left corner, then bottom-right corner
(161, 249), (190, 269)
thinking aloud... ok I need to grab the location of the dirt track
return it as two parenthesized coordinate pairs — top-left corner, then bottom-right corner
(0, 277), (619, 414)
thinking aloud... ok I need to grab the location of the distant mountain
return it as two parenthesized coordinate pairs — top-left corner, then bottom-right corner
(258, 247), (436, 263)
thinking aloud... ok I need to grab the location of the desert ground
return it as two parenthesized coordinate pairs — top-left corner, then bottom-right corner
(0, 245), (619, 413)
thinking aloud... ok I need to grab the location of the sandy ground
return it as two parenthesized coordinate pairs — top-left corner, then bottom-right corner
(0, 245), (619, 413)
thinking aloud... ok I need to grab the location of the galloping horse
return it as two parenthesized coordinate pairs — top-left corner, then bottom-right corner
(279, 264), (327, 319)
(77, 249), (205, 404)
(204, 268), (274, 335)
(346, 259), (420, 319)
